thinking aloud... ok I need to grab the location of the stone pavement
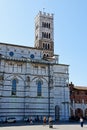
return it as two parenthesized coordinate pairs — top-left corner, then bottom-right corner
(0, 124), (87, 130)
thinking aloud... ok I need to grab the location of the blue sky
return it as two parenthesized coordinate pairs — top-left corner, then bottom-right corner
(0, 0), (87, 86)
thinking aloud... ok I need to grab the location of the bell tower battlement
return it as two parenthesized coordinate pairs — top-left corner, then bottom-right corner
(34, 11), (54, 57)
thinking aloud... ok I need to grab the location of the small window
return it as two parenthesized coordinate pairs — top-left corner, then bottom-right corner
(46, 33), (48, 38)
(47, 23), (48, 28)
(47, 54), (49, 57)
(44, 23), (46, 27)
(48, 44), (49, 49)
(49, 23), (50, 28)
(43, 54), (46, 58)
(44, 32), (46, 38)
(49, 33), (50, 39)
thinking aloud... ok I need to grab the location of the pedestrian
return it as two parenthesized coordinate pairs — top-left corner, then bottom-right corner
(49, 117), (53, 128)
(43, 116), (46, 125)
(30, 116), (33, 124)
(80, 117), (83, 127)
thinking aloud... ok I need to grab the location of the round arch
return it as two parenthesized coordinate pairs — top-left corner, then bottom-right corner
(85, 108), (87, 119)
(75, 108), (83, 118)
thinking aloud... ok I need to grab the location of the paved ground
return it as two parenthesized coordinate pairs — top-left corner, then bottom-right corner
(0, 123), (87, 130)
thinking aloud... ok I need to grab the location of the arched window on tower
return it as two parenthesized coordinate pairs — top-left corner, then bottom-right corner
(43, 54), (46, 58)
(48, 44), (49, 50)
(44, 23), (46, 27)
(47, 54), (49, 57)
(49, 33), (50, 39)
(47, 23), (48, 28)
(44, 32), (46, 38)
(49, 23), (50, 28)
(46, 33), (48, 38)
(45, 44), (47, 49)
(12, 79), (17, 95)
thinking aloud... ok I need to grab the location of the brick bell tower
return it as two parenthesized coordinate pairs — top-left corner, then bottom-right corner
(34, 11), (54, 58)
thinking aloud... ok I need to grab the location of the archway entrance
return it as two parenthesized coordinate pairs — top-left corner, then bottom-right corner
(75, 108), (83, 120)
(85, 108), (87, 119)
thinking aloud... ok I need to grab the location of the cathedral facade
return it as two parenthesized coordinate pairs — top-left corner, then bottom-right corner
(0, 11), (70, 121)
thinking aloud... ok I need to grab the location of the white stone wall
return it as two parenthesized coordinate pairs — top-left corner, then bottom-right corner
(0, 43), (69, 121)
(53, 64), (70, 120)
(35, 11), (54, 41)
(0, 43), (42, 60)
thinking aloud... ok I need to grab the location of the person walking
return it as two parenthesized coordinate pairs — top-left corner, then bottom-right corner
(43, 116), (46, 125)
(80, 117), (83, 127)
(30, 116), (33, 124)
(49, 117), (53, 128)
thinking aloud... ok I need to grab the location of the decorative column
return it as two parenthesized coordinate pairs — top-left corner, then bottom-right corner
(73, 100), (75, 116)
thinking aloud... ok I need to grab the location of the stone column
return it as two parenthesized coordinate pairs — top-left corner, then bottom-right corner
(73, 100), (75, 116)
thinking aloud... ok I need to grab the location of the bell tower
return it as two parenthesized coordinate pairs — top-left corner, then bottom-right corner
(34, 11), (54, 57)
